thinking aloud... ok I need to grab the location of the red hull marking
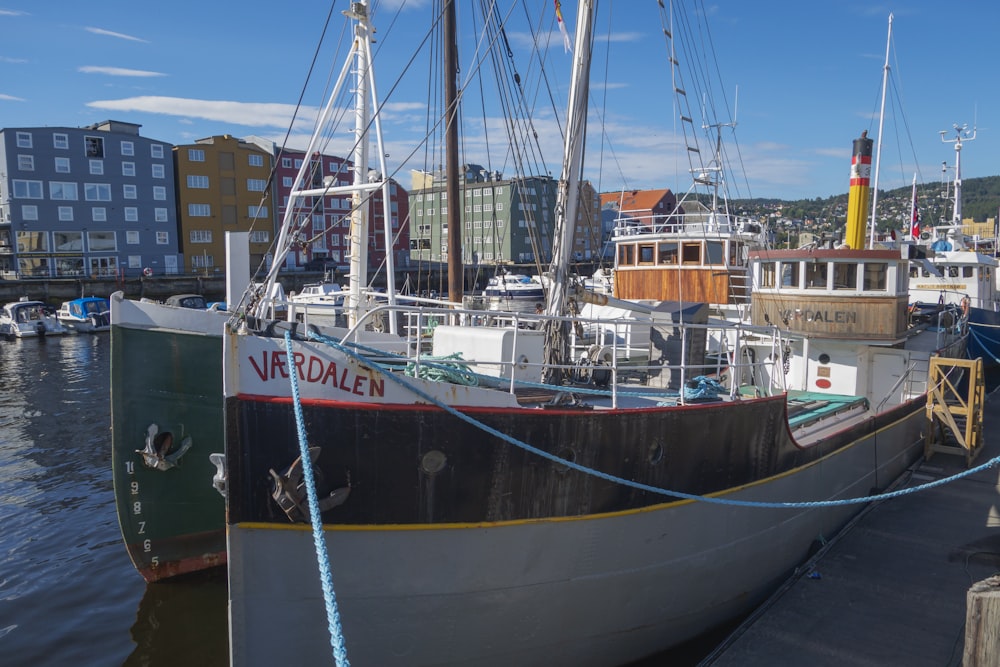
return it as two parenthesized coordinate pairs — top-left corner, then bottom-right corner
(247, 350), (384, 397)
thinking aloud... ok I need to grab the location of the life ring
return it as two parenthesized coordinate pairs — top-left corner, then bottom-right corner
(142, 267), (153, 277)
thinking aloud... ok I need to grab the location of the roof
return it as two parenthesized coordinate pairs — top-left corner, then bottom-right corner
(600, 188), (675, 213)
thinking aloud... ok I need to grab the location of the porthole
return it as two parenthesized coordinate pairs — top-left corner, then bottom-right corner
(421, 449), (447, 474)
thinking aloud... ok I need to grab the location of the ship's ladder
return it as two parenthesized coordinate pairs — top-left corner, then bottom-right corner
(924, 356), (985, 466)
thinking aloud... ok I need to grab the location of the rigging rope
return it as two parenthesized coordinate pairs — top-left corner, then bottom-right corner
(283, 331), (351, 667)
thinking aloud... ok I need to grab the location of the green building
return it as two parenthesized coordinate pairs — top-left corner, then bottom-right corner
(408, 164), (599, 267)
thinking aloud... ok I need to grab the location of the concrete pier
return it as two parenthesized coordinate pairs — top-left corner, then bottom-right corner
(703, 388), (1000, 666)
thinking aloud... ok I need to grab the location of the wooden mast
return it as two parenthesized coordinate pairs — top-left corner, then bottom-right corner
(444, 0), (462, 304)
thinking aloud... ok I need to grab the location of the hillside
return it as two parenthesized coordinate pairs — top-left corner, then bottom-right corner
(732, 175), (1000, 231)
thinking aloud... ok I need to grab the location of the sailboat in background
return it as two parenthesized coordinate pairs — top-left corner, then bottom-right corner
(221, 2), (967, 665)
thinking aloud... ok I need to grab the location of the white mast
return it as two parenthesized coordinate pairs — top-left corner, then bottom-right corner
(251, 1), (393, 324)
(868, 13), (892, 248)
(941, 123), (976, 226)
(542, 0), (595, 384)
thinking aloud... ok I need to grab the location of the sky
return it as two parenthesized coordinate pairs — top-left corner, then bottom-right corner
(0, 1), (997, 202)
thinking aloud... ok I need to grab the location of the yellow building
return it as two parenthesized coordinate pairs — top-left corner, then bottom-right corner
(173, 135), (275, 274)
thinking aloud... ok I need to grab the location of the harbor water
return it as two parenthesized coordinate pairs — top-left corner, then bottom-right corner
(0, 334), (228, 665)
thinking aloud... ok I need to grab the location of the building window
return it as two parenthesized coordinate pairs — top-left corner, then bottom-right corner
(21, 205), (38, 220)
(58, 206), (74, 221)
(188, 203), (211, 217)
(17, 155), (33, 171)
(128, 255), (141, 268)
(188, 148), (206, 162)
(150, 144), (164, 158)
(293, 159), (303, 168)
(282, 176), (293, 187)
(122, 162), (136, 177)
(155, 231), (169, 244)
(192, 253), (214, 268)
(124, 207), (138, 222)
(16, 132), (32, 148)
(249, 154), (264, 167)
(249, 205), (268, 218)
(281, 157), (291, 168)
(187, 175), (210, 189)
(13, 180), (43, 199)
(85, 136), (104, 158)
(53, 133), (69, 149)
(249, 230), (270, 243)
(84, 183), (112, 201)
(92, 207), (107, 222)
(120, 140), (134, 156)
(126, 231), (140, 245)
(152, 186), (166, 200)
(151, 164), (164, 178)
(50, 182), (79, 200)
(89, 160), (104, 175)
(154, 208), (168, 222)
(190, 230), (213, 243)
(123, 184), (137, 199)
(246, 178), (266, 192)
(88, 230), (117, 251)
(55, 157), (71, 173)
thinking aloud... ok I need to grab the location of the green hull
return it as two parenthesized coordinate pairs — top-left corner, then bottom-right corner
(111, 304), (226, 582)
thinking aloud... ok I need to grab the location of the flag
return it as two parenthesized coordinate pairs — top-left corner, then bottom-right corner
(555, 0), (572, 53)
(910, 175), (920, 238)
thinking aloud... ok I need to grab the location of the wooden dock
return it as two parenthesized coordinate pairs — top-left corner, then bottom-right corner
(702, 387), (1000, 667)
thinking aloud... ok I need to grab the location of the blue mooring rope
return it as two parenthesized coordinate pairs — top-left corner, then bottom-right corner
(284, 331), (350, 667)
(307, 329), (1000, 510)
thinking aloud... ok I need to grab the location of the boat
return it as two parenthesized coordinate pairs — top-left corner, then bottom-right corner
(110, 293), (232, 581)
(907, 125), (1000, 367)
(56, 296), (111, 333)
(286, 281), (347, 328)
(221, 3), (968, 665)
(482, 272), (545, 300)
(0, 298), (67, 338)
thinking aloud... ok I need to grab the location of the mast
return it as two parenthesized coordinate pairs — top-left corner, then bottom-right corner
(941, 123), (976, 226)
(868, 13), (892, 248)
(444, 0), (463, 305)
(251, 1), (389, 323)
(542, 0), (595, 383)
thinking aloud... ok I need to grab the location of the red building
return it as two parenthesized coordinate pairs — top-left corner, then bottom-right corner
(272, 149), (409, 272)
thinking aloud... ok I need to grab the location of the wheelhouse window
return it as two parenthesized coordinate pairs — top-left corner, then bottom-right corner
(805, 261), (828, 289)
(638, 243), (655, 264)
(780, 262), (799, 288)
(658, 241), (678, 264)
(760, 261), (776, 288)
(863, 263), (887, 291)
(681, 242), (701, 265)
(705, 241), (725, 265)
(618, 243), (635, 266)
(834, 263), (858, 290)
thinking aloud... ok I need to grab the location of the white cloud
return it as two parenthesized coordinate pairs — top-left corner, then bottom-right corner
(0, 9), (27, 16)
(0, 56), (27, 63)
(85, 26), (148, 43)
(87, 96), (316, 130)
(0, 93), (25, 101)
(79, 66), (166, 77)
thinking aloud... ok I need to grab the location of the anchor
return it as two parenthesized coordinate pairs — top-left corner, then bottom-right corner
(269, 446), (350, 523)
(136, 423), (193, 471)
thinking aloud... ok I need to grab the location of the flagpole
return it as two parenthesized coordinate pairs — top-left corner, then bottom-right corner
(909, 173), (919, 239)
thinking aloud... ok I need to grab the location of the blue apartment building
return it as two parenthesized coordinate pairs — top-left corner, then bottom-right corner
(0, 120), (181, 279)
